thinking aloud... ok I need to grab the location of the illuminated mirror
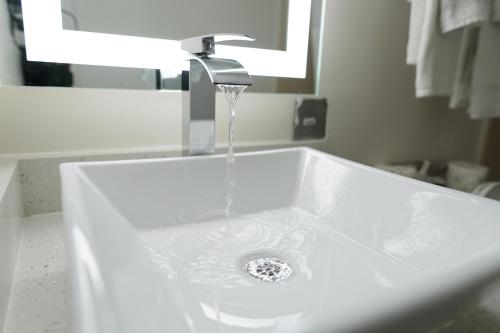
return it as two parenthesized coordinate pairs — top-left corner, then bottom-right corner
(0, 0), (324, 93)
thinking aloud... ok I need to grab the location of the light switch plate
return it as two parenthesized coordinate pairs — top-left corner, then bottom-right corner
(293, 98), (327, 140)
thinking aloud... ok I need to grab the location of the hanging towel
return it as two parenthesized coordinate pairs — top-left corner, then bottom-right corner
(443, 0), (492, 109)
(407, 0), (426, 65)
(440, 0), (492, 33)
(468, 22), (500, 119)
(416, 0), (462, 97)
(407, 0), (500, 119)
(449, 27), (481, 109)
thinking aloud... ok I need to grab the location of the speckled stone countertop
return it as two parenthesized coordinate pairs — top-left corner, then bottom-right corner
(4, 213), (70, 333)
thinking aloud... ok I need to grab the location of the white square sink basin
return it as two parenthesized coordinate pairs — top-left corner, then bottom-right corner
(61, 148), (500, 333)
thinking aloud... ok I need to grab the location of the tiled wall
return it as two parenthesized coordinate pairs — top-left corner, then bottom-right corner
(0, 160), (25, 331)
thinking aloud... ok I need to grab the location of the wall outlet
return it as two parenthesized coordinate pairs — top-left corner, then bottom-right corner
(293, 98), (327, 140)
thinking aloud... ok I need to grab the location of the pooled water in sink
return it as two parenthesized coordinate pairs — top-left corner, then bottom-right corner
(217, 84), (247, 217)
(139, 207), (420, 331)
(140, 207), (419, 289)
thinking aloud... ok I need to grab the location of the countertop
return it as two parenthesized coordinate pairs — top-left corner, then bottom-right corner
(4, 213), (70, 333)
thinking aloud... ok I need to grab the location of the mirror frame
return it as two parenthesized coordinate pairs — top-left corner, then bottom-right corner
(21, 0), (312, 78)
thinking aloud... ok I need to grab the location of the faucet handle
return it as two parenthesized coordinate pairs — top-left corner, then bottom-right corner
(181, 33), (255, 56)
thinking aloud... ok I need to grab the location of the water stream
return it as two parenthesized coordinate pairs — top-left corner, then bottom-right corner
(217, 84), (248, 217)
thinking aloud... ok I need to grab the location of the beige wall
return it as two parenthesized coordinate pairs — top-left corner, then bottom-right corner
(319, 0), (483, 165)
(0, 0), (486, 165)
(0, 87), (309, 155)
(482, 119), (500, 180)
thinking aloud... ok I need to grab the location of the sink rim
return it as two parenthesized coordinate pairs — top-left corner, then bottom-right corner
(61, 146), (500, 206)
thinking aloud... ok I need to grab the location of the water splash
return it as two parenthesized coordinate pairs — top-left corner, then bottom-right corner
(217, 84), (248, 217)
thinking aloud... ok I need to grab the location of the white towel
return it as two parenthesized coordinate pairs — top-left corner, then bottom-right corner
(416, 0), (462, 97)
(407, 0), (426, 65)
(468, 22), (500, 119)
(446, 0), (492, 109)
(449, 27), (480, 109)
(440, 0), (491, 33)
(407, 0), (500, 119)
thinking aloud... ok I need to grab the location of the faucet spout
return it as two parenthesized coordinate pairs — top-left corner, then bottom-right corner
(191, 57), (253, 87)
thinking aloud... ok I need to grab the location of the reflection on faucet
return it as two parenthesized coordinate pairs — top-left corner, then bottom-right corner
(181, 34), (254, 156)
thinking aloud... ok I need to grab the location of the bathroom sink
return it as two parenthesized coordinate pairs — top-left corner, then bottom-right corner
(60, 148), (500, 333)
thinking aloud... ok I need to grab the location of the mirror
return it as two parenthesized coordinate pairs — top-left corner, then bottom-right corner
(0, 0), (324, 93)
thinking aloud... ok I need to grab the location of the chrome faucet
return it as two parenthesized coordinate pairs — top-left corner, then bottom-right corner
(180, 34), (254, 156)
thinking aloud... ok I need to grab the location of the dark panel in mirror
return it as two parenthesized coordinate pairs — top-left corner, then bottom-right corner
(62, 0), (288, 51)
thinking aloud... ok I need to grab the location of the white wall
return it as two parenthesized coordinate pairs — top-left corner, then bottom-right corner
(0, 0), (486, 165)
(0, 0), (22, 86)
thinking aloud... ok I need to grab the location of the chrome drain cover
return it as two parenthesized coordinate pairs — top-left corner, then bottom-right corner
(244, 257), (292, 282)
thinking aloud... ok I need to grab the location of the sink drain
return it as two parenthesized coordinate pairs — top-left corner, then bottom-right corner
(244, 257), (292, 282)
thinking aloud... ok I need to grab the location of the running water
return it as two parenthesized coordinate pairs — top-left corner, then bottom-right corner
(217, 84), (248, 217)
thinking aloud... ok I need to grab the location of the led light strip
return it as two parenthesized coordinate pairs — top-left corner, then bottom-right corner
(21, 0), (311, 78)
